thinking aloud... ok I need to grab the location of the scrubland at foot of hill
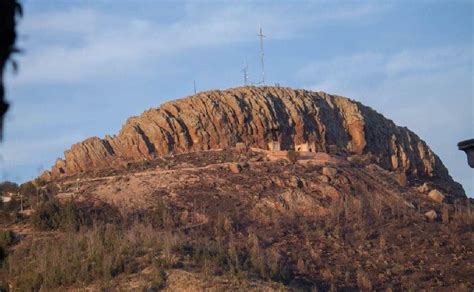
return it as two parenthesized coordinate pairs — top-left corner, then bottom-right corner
(1, 148), (472, 290)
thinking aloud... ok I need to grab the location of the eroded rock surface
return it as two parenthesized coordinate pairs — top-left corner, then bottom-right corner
(46, 86), (464, 197)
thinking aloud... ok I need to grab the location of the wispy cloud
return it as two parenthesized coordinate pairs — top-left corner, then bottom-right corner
(10, 2), (387, 85)
(300, 46), (472, 107)
(385, 47), (472, 76)
(0, 133), (86, 167)
(0, 132), (86, 182)
(22, 8), (100, 35)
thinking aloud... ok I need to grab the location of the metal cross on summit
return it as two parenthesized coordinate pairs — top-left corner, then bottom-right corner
(257, 27), (266, 85)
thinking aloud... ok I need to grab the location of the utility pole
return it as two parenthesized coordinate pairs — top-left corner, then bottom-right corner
(242, 59), (249, 85)
(193, 80), (197, 94)
(257, 27), (266, 85)
(18, 191), (23, 212)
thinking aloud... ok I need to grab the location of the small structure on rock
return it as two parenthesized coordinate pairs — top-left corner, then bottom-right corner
(267, 141), (281, 151)
(0, 192), (13, 203)
(295, 142), (317, 152)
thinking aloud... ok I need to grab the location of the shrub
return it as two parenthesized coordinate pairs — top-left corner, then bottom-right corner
(6, 223), (138, 290)
(356, 269), (372, 290)
(287, 150), (299, 164)
(147, 267), (166, 290)
(42, 183), (59, 200)
(0, 181), (18, 193)
(18, 182), (36, 198)
(60, 200), (81, 231)
(0, 196), (20, 213)
(453, 199), (473, 226)
(30, 200), (61, 230)
(348, 155), (365, 167)
(30, 199), (81, 231)
(18, 181), (38, 209)
(142, 199), (179, 229)
(248, 233), (266, 277)
(3, 218), (293, 290)
(0, 230), (14, 247)
(0, 230), (15, 262)
(442, 205), (449, 224)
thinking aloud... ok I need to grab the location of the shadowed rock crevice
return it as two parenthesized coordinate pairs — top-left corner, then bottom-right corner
(266, 92), (294, 149)
(133, 125), (157, 157)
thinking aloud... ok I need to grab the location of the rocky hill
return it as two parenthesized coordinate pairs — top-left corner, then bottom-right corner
(44, 86), (464, 198)
(2, 86), (472, 290)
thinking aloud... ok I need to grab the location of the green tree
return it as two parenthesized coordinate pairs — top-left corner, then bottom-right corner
(19, 181), (37, 208)
(0, 181), (18, 193)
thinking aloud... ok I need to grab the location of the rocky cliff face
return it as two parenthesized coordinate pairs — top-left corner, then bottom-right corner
(46, 86), (464, 197)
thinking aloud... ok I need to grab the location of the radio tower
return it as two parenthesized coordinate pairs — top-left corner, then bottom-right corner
(257, 27), (266, 85)
(242, 59), (249, 85)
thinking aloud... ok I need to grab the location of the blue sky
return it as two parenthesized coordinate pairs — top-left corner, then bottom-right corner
(1, 0), (473, 196)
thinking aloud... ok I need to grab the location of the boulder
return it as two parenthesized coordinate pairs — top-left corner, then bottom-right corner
(394, 172), (407, 187)
(235, 142), (246, 150)
(428, 189), (445, 203)
(318, 175), (330, 184)
(322, 166), (337, 179)
(424, 210), (437, 221)
(228, 163), (242, 174)
(416, 182), (430, 193)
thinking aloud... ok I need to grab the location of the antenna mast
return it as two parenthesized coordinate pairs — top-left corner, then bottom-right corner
(242, 59), (249, 85)
(257, 27), (266, 85)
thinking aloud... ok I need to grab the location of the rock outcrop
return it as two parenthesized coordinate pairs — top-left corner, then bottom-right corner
(46, 86), (464, 197)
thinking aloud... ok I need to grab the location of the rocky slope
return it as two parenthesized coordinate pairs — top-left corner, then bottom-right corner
(18, 148), (471, 290)
(44, 86), (465, 198)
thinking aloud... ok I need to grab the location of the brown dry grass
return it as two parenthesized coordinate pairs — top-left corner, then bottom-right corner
(1, 149), (472, 290)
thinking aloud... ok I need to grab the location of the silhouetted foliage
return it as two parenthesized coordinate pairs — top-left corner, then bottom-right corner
(0, 0), (22, 140)
(0, 229), (15, 262)
(0, 181), (17, 193)
(18, 181), (36, 198)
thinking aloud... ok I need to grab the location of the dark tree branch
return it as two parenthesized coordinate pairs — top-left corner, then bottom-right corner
(0, 0), (22, 141)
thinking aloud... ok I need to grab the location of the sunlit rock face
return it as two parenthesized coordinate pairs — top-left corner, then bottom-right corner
(45, 86), (464, 197)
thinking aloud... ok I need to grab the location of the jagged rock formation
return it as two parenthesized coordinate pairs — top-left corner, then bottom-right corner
(46, 86), (464, 197)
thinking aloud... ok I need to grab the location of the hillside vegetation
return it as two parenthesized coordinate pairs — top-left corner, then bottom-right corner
(1, 148), (472, 290)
